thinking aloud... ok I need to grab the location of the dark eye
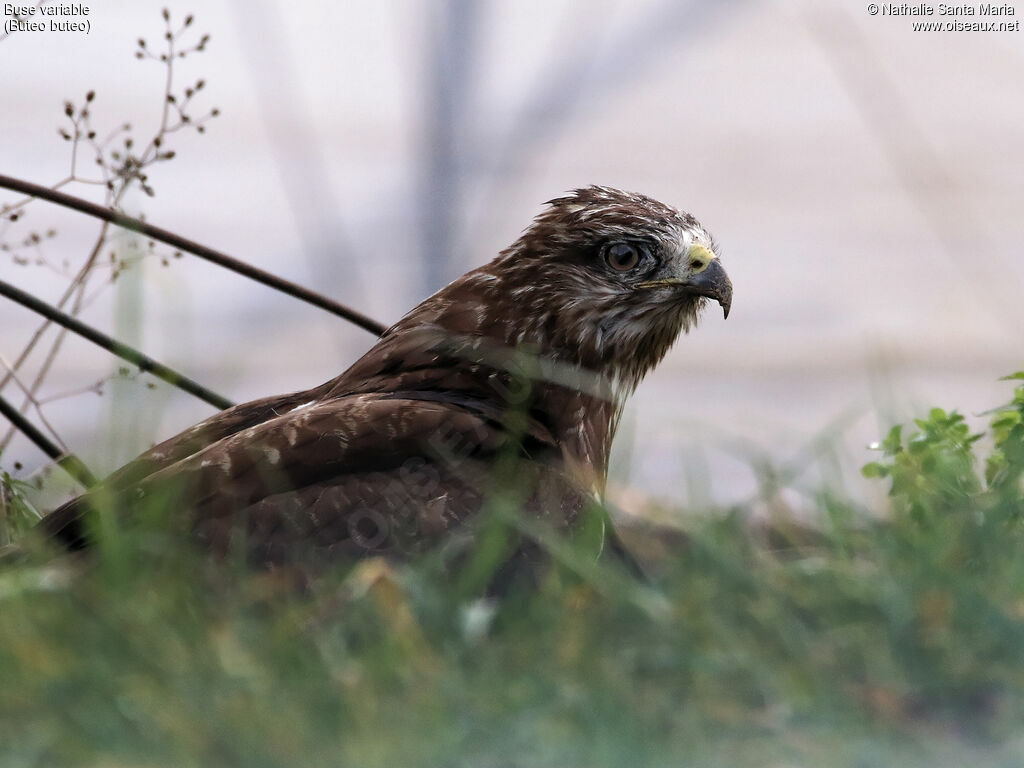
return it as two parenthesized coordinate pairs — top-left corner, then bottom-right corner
(605, 243), (640, 272)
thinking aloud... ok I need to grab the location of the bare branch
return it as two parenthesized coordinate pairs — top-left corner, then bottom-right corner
(0, 222), (112, 452)
(0, 277), (235, 411)
(0, 174), (388, 336)
(0, 354), (70, 453)
(0, 394), (97, 489)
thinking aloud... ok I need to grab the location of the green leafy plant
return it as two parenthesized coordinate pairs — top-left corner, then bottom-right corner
(864, 372), (1024, 520)
(0, 468), (41, 547)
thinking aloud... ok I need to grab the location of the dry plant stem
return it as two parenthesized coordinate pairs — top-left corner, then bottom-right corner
(0, 222), (110, 451)
(36, 373), (124, 404)
(22, 236), (106, 413)
(0, 146), (113, 391)
(6, 285), (85, 443)
(0, 97), (124, 448)
(0, 394), (97, 488)
(0, 10), (215, 482)
(0, 222), (108, 403)
(0, 278), (235, 412)
(1, 11), (210, 435)
(0, 354), (71, 453)
(0, 175), (388, 336)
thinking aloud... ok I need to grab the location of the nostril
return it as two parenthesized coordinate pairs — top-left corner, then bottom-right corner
(687, 245), (714, 272)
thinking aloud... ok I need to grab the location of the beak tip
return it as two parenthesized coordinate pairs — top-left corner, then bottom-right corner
(692, 257), (732, 322)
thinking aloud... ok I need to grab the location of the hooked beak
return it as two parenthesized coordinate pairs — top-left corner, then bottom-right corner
(687, 257), (732, 319)
(635, 250), (733, 319)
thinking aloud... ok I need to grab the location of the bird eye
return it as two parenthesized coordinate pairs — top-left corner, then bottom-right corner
(605, 243), (640, 272)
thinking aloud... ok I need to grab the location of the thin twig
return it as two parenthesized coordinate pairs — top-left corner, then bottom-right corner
(36, 372), (122, 404)
(0, 354), (70, 453)
(0, 221), (109, 395)
(0, 278), (234, 411)
(0, 222), (112, 451)
(0, 394), (97, 488)
(0, 174), (388, 336)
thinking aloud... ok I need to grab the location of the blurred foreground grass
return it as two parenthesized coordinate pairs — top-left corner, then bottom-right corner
(2, 374), (1024, 767)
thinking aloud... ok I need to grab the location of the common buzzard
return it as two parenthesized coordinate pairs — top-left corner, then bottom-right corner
(41, 186), (732, 573)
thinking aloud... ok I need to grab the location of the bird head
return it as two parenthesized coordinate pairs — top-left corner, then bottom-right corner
(478, 186), (732, 394)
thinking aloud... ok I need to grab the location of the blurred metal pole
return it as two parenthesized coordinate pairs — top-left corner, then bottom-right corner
(418, 0), (482, 294)
(231, 0), (364, 333)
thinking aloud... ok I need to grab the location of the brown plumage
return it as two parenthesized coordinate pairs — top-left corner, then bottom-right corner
(41, 186), (732, 571)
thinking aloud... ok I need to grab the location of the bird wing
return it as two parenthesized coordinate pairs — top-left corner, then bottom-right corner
(93, 387), (329, 494)
(41, 391), (579, 565)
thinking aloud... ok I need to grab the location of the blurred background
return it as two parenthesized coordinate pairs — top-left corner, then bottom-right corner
(1, 0), (1022, 514)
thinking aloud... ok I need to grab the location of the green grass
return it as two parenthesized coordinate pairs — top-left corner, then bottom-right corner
(2, 375), (1024, 767)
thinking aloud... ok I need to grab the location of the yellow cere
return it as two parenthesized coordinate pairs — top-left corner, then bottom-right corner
(687, 245), (716, 273)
